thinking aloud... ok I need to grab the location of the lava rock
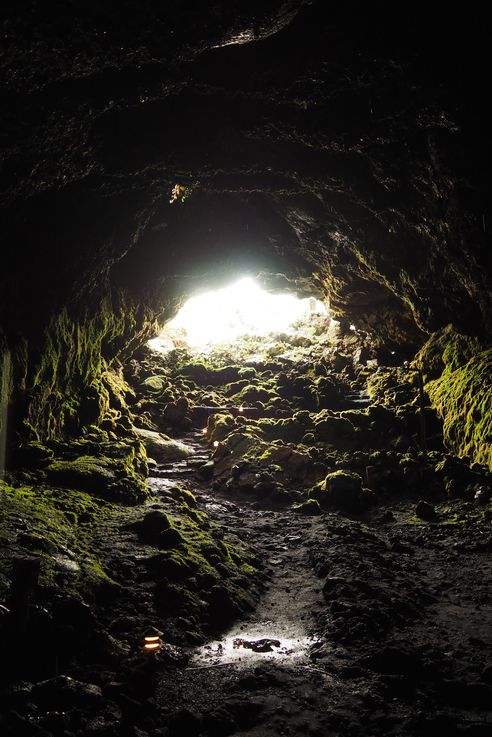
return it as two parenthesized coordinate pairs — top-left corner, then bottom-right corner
(30, 675), (103, 710)
(415, 500), (437, 521)
(294, 499), (322, 515)
(135, 429), (192, 463)
(311, 470), (363, 512)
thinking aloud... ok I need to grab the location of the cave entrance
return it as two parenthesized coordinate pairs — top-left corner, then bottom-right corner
(148, 277), (330, 359)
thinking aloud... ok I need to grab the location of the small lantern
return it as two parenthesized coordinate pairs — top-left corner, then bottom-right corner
(213, 440), (219, 448)
(201, 427), (208, 435)
(238, 406), (244, 413)
(144, 627), (162, 652)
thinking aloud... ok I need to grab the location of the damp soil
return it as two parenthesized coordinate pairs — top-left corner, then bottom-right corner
(146, 434), (492, 737)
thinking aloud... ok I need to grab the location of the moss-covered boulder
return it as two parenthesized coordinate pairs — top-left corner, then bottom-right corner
(180, 363), (240, 386)
(258, 443), (312, 479)
(231, 384), (277, 404)
(208, 412), (236, 442)
(293, 498), (322, 515)
(141, 375), (167, 392)
(16, 441), (54, 468)
(415, 327), (492, 469)
(46, 454), (147, 502)
(135, 428), (192, 463)
(313, 412), (355, 444)
(310, 470), (363, 512)
(257, 413), (311, 443)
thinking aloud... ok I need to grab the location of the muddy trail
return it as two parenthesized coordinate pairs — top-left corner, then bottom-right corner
(145, 432), (492, 737)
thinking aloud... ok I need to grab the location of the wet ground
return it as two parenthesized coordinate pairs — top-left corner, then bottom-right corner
(146, 433), (492, 737)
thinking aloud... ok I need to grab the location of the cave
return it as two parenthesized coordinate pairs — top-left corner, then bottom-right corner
(0, 3), (491, 736)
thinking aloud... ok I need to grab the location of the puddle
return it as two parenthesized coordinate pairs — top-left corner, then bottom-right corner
(203, 501), (237, 514)
(192, 621), (320, 666)
(147, 477), (179, 491)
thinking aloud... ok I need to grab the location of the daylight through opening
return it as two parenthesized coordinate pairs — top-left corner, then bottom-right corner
(148, 277), (330, 354)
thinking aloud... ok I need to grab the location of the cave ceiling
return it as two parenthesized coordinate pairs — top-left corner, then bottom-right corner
(1, 1), (490, 348)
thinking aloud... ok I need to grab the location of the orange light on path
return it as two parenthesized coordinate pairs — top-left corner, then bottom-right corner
(144, 628), (162, 652)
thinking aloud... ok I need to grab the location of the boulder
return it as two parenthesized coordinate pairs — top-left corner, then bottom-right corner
(141, 375), (167, 392)
(311, 470), (363, 512)
(46, 456), (116, 494)
(135, 428), (192, 462)
(314, 415), (354, 443)
(415, 500), (437, 521)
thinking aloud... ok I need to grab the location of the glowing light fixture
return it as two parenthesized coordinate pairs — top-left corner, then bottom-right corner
(144, 627), (162, 652)
(152, 277), (327, 351)
(213, 441), (219, 448)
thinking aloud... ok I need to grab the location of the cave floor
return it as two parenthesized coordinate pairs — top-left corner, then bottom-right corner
(148, 434), (492, 737)
(1, 342), (491, 737)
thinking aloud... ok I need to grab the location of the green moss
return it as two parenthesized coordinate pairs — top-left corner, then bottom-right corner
(45, 451), (147, 504)
(0, 480), (117, 599)
(309, 470), (363, 511)
(141, 375), (167, 392)
(313, 413), (355, 443)
(15, 292), (155, 442)
(149, 487), (261, 626)
(208, 412), (236, 441)
(230, 384), (277, 404)
(415, 328), (491, 469)
(413, 324), (481, 380)
(221, 428), (268, 460)
(293, 498), (322, 515)
(256, 415), (309, 443)
(437, 500), (491, 526)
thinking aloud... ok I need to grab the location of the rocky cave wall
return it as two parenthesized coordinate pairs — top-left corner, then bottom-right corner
(0, 2), (490, 460)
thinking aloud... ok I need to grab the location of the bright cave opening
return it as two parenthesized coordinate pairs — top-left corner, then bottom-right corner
(148, 277), (332, 358)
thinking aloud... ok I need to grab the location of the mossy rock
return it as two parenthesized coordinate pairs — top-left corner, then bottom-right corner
(238, 368), (257, 379)
(46, 453), (146, 503)
(208, 413), (235, 442)
(135, 428), (192, 463)
(340, 409), (370, 429)
(413, 324), (482, 380)
(231, 385), (277, 404)
(314, 415), (354, 442)
(159, 527), (184, 550)
(258, 444), (311, 479)
(221, 428), (267, 460)
(170, 486), (198, 508)
(16, 442), (54, 468)
(224, 379), (250, 396)
(293, 499), (322, 516)
(140, 510), (172, 538)
(257, 417), (307, 443)
(367, 404), (397, 428)
(310, 470), (363, 512)
(426, 348), (492, 470)
(46, 456), (117, 494)
(141, 375), (167, 392)
(180, 363), (240, 387)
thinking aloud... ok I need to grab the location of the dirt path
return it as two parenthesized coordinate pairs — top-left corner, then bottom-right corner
(148, 435), (492, 737)
(153, 440), (337, 736)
